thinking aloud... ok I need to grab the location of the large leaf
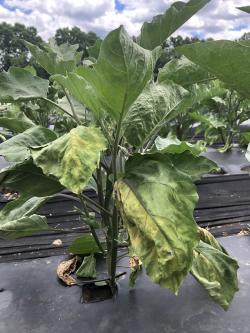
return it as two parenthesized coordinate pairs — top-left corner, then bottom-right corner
(158, 56), (212, 88)
(31, 126), (106, 194)
(137, 0), (210, 50)
(116, 153), (215, 293)
(237, 6), (250, 14)
(0, 159), (64, 239)
(0, 194), (49, 240)
(177, 40), (250, 98)
(0, 67), (49, 102)
(0, 105), (35, 133)
(191, 241), (239, 310)
(25, 38), (81, 75)
(124, 81), (187, 147)
(0, 160), (63, 197)
(53, 26), (161, 120)
(153, 133), (206, 155)
(0, 126), (57, 162)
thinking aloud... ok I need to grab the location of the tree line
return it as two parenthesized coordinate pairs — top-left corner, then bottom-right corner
(1, 21), (248, 75)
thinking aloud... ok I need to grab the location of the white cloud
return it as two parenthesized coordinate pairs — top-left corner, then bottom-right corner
(0, 0), (250, 40)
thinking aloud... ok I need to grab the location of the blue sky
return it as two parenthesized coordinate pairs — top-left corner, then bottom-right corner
(0, 0), (250, 40)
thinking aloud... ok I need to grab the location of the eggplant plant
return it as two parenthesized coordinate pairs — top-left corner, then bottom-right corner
(157, 55), (250, 151)
(0, 0), (239, 310)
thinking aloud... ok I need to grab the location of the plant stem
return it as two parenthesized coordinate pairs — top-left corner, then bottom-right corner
(81, 193), (113, 217)
(79, 195), (105, 254)
(55, 193), (112, 217)
(41, 97), (75, 119)
(108, 113), (123, 290)
(63, 87), (81, 125)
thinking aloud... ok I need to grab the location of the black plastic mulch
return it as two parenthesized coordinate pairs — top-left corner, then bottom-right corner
(0, 174), (250, 263)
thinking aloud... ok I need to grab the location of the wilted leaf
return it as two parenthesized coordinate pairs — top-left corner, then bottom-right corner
(115, 153), (215, 293)
(0, 67), (49, 102)
(199, 227), (227, 253)
(124, 81), (187, 147)
(76, 254), (97, 278)
(57, 257), (77, 286)
(178, 40), (250, 98)
(31, 126), (106, 194)
(191, 241), (239, 310)
(0, 126), (57, 162)
(69, 234), (103, 255)
(129, 256), (142, 287)
(53, 26), (161, 120)
(137, 0), (210, 50)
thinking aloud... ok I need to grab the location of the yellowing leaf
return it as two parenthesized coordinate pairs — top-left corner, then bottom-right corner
(191, 241), (239, 310)
(31, 126), (106, 194)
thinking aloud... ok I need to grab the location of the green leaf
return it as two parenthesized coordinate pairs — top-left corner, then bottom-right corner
(153, 133), (206, 155)
(237, 6), (250, 14)
(25, 38), (81, 75)
(177, 80), (226, 112)
(0, 67), (49, 102)
(69, 234), (102, 255)
(116, 153), (209, 293)
(76, 254), (97, 278)
(0, 194), (49, 240)
(0, 160), (63, 197)
(57, 96), (88, 123)
(0, 214), (48, 240)
(0, 105), (35, 133)
(169, 152), (218, 181)
(189, 111), (226, 129)
(31, 126), (106, 194)
(0, 159), (63, 239)
(137, 0), (210, 50)
(191, 241), (239, 310)
(124, 81), (187, 147)
(177, 40), (250, 98)
(88, 39), (102, 59)
(158, 56), (212, 88)
(0, 126), (57, 162)
(53, 26), (161, 120)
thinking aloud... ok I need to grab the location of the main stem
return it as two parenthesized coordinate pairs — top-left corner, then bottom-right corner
(108, 114), (123, 290)
(79, 195), (105, 254)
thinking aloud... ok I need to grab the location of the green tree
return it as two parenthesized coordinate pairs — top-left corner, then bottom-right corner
(0, 22), (43, 71)
(54, 27), (99, 58)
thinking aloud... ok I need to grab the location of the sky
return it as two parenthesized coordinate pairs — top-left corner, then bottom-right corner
(0, 0), (250, 40)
